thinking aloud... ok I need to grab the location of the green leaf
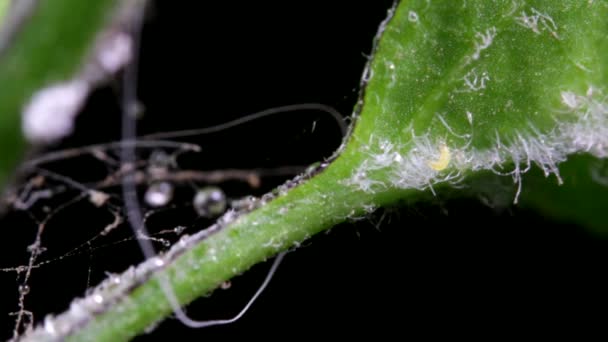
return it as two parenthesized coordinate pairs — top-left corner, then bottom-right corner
(339, 0), (608, 204)
(20, 1), (608, 340)
(0, 0), (120, 189)
(335, 0), (608, 233)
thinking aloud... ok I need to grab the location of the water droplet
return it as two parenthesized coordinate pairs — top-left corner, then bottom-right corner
(408, 10), (419, 23)
(220, 281), (231, 290)
(193, 187), (227, 217)
(144, 181), (173, 207)
(18, 285), (30, 295)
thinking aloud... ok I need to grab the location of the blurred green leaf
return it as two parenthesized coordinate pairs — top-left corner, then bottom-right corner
(0, 0), (119, 188)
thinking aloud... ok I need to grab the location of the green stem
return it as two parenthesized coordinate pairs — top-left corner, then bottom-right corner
(66, 155), (400, 341)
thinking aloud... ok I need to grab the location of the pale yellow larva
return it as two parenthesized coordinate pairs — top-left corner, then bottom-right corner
(427, 144), (451, 171)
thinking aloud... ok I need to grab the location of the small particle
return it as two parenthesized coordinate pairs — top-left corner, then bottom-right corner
(247, 174), (261, 188)
(92, 294), (104, 304)
(173, 225), (186, 235)
(32, 175), (45, 187)
(144, 181), (174, 207)
(220, 281), (232, 290)
(466, 111), (474, 124)
(111, 275), (121, 285)
(88, 190), (110, 207)
(27, 241), (40, 253)
(18, 284), (30, 295)
(97, 32), (132, 74)
(362, 204), (376, 214)
(178, 236), (189, 249)
(408, 10), (419, 22)
(44, 317), (56, 335)
(427, 144), (451, 171)
(153, 257), (165, 267)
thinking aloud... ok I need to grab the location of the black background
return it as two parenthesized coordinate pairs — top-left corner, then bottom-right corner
(2, 1), (608, 340)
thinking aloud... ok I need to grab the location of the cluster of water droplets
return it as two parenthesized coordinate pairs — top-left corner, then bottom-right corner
(143, 150), (228, 219)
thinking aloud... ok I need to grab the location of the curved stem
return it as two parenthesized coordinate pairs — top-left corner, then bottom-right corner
(61, 158), (383, 341)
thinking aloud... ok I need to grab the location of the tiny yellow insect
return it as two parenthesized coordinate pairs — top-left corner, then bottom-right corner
(427, 144), (451, 171)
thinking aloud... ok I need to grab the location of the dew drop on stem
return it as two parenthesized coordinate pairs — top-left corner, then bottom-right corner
(193, 186), (227, 218)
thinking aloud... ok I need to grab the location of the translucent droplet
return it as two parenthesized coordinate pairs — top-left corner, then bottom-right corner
(144, 181), (173, 207)
(193, 187), (226, 218)
(18, 285), (30, 295)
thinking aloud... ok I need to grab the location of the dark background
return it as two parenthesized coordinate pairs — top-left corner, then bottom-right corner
(1, 1), (607, 340)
